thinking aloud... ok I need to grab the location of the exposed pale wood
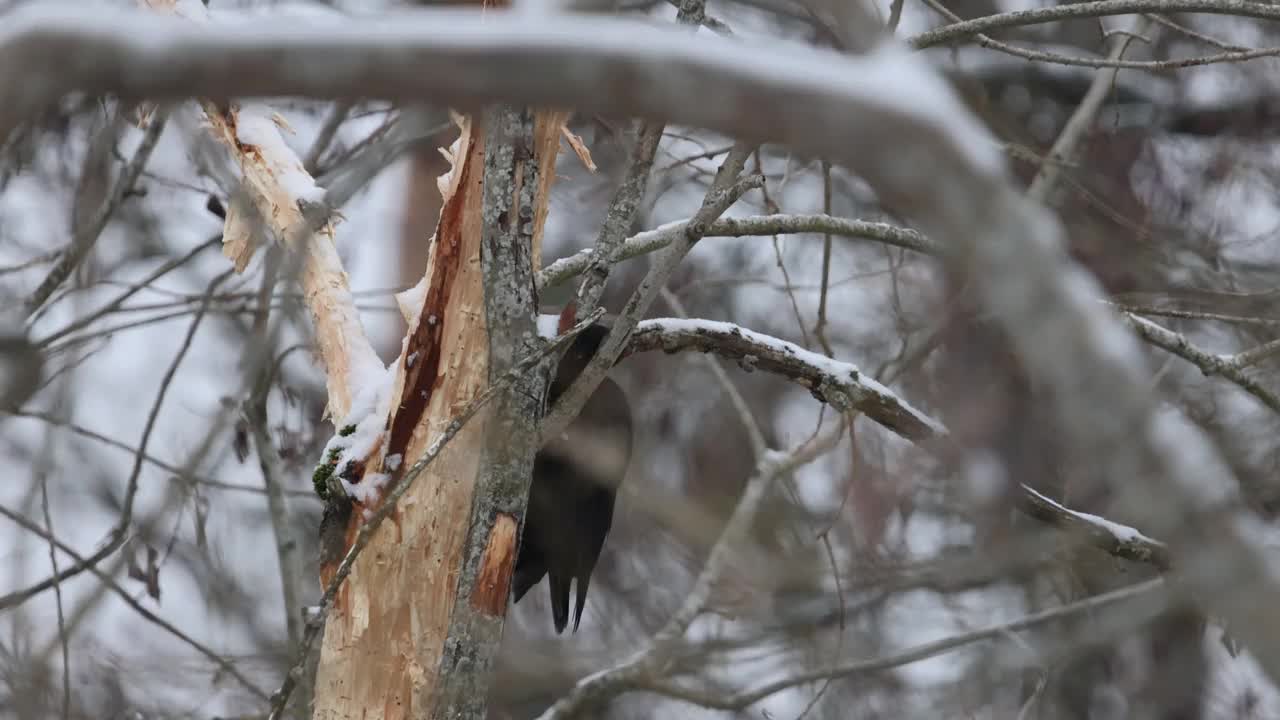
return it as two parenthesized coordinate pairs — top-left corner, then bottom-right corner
(138, 0), (381, 422)
(312, 118), (490, 720)
(531, 110), (569, 270)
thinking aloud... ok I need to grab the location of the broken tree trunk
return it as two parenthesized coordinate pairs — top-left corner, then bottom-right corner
(311, 106), (566, 719)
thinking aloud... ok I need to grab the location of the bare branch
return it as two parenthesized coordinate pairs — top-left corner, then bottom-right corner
(0, 270), (231, 610)
(1125, 313), (1280, 413)
(644, 578), (1167, 711)
(908, 0), (1280, 49)
(0, 503), (273, 701)
(24, 109), (169, 317)
(537, 213), (935, 290)
(542, 144), (761, 444)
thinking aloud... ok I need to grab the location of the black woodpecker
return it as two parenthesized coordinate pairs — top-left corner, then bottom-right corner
(513, 321), (632, 633)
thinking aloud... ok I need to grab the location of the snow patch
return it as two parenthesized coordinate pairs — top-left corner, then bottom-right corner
(343, 472), (390, 505)
(395, 274), (429, 326)
(536, 313), (562, 339)
(235, 106), (327, 205)
(1021, 485), (1164, 547)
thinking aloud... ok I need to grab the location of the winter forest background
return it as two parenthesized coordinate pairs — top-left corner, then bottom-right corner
(3, 0), (1280, 717)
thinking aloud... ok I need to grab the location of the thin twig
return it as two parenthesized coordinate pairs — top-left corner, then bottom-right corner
(659, 289), (765, 455)
(909, 0), (1280, 49)
(0, 503), (272, 701)
(0, 270), (232, 610)
(537, 419), (846, 719)
(25, 109), (169, 317)
(1, 409), (319, 498)
(37, 407), (71, 720)
(542, 143), (760, 443)
(36, 234), (222, 347)
(643, 579), (1166, 710)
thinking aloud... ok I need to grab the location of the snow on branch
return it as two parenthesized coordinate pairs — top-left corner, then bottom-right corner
(623, 318), (1180, 571)
(134, 0), (384, 423)
(0, 5), (1005, 224)
(626, 318), (947, 441)
(1019, 485), (1170, 569)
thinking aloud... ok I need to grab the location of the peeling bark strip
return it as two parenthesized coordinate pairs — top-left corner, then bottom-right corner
(469, 512), (519, 615)
(385, 130), (480, 466)
(312, 116), (492, 720)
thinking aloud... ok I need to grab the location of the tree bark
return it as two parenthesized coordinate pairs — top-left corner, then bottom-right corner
(312, 107), (564, 718)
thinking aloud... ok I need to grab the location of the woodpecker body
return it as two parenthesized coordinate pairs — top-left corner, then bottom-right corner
(513, 323), (632, 633)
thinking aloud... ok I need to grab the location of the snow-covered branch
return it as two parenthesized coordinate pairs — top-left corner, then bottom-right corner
(1018, 485), (1170, 569)
(626, 318), (947, 442)
(0, 6), (1003, 219)
(624, 317), (1175, 563)
(129, 0), (382, 424)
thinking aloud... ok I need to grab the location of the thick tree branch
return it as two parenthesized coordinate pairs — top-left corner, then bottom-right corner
(430, 104), (546, 718)
(0, 6), (1003, 220)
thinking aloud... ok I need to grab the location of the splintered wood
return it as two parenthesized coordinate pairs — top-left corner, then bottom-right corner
(314, 107), (567, 718)
(137, 0), (379, 422)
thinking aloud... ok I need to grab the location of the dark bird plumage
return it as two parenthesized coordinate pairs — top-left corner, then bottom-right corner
(513, 322), (632, 634)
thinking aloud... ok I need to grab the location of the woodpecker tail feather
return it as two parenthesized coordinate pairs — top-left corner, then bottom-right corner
(548, 572), (572, 634)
